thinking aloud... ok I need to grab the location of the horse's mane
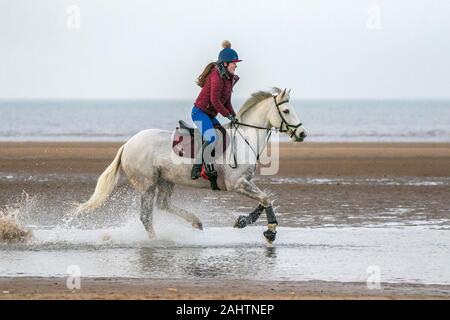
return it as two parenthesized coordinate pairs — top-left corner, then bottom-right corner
(237, 87), (282, 118)
(222, 87), (283, 129)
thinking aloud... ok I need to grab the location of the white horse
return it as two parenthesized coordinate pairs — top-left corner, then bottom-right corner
(76, 88), (307, 243)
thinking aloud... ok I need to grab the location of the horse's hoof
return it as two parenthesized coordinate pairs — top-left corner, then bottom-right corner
(263, 229), (277, 244)
(192, 221), (203, 230)
(234, 216), (248, 229)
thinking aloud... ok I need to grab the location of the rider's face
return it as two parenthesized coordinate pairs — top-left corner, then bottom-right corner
(226, 62), (237, 74)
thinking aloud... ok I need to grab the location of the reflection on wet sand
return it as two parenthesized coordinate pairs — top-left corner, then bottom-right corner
(135, 246), (279, 280)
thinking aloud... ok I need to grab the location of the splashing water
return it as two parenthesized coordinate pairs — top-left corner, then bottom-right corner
(0, 187), (449, 285)
(0, 192), (34, 243)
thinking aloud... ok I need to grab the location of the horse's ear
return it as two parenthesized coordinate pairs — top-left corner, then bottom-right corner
(280, 88), (287, 99)
(287, 88), (291, 96)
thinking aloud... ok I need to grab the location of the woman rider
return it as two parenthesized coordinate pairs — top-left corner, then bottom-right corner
(190, 40), (241, 189)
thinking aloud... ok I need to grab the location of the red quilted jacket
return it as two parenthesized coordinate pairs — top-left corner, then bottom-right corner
(194, 67), (239, 118)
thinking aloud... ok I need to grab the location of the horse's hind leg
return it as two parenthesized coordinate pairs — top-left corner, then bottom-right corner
(168, 204), (203, 230)
(156, 180), (203, 230)
(140, 185), (157, 238)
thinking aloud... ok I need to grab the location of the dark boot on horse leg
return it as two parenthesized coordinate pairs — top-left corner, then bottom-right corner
(232, 178), (278, 243)
(140, 185), (156, 238)
(234, 203), (277, 244)
(263, 205), (278, 244)
(234, 204), (265, 228)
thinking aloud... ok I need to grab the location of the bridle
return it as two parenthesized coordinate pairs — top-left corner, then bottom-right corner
(272, 96), (303, 138)
(228, 94), (303, 168)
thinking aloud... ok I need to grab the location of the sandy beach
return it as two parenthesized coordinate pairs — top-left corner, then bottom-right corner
(1, 141), (449, 299)
(1, 141), (450, 176)
(0, 277), (449, 300)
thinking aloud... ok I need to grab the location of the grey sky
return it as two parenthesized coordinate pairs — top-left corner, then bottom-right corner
(1, 0), (449, 100)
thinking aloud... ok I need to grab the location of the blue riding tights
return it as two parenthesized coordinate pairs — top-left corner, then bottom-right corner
(191, 106), (221, 145)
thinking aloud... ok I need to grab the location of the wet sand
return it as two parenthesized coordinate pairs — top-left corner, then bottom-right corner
(1, 277), (449, 300)
(1, 141), (450, 299)
(1, 141), (450, 177)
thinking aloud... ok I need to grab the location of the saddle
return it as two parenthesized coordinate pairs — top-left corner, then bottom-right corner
(172, 120), (230, 159)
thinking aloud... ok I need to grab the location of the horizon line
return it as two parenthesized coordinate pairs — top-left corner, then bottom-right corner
(1, 97), (450, 102)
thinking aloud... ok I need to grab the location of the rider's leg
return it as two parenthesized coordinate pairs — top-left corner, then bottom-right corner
(202, 116), (222, 190)
(191, 107), (217, 180)
(202, 141), (220, 190)
(191, 107), (209, 179)
(211, 117), (226, 149)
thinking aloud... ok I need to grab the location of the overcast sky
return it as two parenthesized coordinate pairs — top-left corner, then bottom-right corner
(1, 0), (449, 100)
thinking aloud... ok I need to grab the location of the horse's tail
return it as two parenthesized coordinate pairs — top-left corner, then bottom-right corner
(75, 145), (125, 213)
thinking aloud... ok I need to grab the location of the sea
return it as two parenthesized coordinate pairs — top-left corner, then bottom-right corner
(0, 99), (449, 142)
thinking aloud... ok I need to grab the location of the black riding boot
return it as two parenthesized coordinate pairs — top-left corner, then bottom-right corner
(204, 162), (220, 191)
(191, 140), (220, 190)
(203, 140), (220, 190)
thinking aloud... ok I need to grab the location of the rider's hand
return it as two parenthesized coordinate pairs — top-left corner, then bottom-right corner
(227, 114), (236, 123)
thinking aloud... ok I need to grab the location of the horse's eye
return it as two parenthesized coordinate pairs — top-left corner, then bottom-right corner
(283, 109), (290, 114)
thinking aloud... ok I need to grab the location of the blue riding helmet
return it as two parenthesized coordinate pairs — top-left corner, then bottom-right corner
(217, 40), (242, 63)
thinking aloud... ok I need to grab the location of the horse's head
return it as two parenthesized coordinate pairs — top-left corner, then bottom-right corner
(268, 88), (307, 142)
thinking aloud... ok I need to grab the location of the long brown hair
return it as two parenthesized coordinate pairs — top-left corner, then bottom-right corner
(196, 62), (217, 88)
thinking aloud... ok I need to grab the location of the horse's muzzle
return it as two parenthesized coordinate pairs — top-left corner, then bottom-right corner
(294, 131), (307, 142)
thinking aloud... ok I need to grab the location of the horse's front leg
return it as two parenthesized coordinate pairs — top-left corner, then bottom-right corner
(233, 204), (265, 228)
(232, 178), (278, 243)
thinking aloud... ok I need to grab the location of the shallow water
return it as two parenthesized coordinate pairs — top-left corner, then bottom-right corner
(0, 173), (449, 285)
(1, 221), (449, 284)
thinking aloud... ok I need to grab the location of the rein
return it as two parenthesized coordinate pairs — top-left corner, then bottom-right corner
(228, 94), (302, 169)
